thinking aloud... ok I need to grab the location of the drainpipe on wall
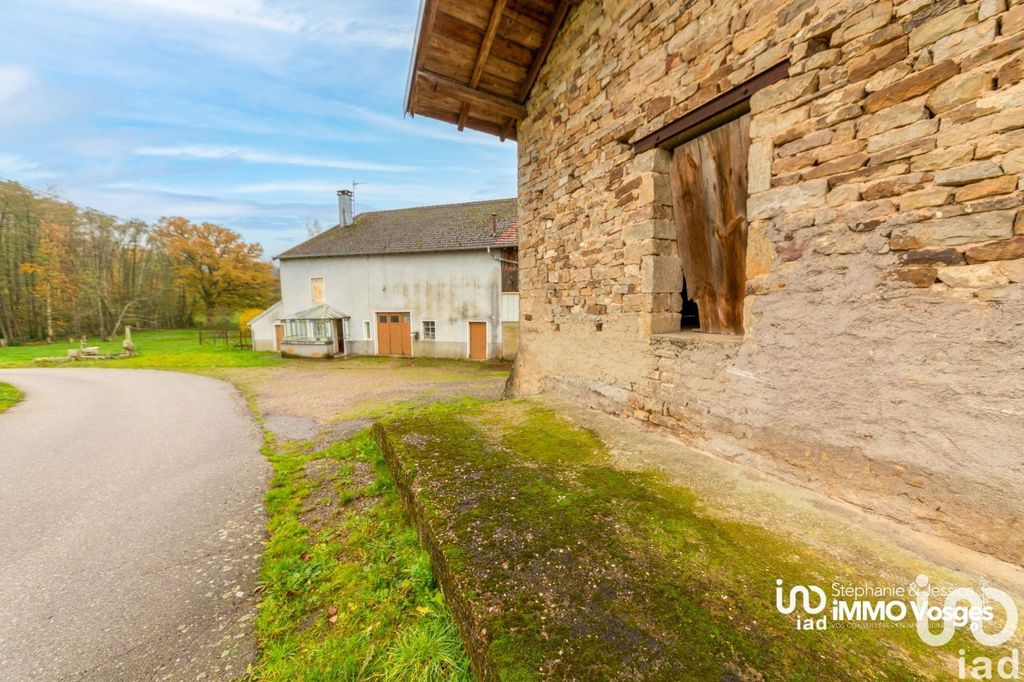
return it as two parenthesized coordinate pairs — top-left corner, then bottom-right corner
(487, 246), (501, 357)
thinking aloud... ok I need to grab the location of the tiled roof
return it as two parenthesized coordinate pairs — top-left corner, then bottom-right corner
(277, 197), (517, 259)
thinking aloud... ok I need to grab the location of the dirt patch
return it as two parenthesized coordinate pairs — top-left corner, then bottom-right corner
(225, 357), (508, 429)
(319, 419), (374, 446)
(264, 414), (317, 441)
(346, 459), (375, 489)
(299, 459), (344, 532)
(299, 458), (379, 535)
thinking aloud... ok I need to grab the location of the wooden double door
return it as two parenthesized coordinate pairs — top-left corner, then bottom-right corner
(376, 312), (411, 356)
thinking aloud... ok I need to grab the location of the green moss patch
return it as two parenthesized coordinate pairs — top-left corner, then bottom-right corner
(375, 400), (997, 681)
(0, 382), (23, 413)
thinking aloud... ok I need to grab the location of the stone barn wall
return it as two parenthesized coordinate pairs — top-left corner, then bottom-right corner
(514, 0), (1024, 564)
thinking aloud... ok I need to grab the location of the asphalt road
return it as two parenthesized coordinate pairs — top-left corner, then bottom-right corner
(0, 369), (269, 681)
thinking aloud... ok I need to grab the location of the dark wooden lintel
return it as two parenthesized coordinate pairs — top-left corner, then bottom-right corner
(633, 60), (791, 154)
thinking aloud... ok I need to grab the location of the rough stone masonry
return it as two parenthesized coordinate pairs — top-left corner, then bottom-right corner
(513, 0), (1024, 565)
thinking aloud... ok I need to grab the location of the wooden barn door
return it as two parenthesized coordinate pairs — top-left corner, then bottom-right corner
(376, 313), (411, 356)
(468, 322), (487, 360)
(376, 314), (391, 355)
(669, 113), (750, 335)
(397, 314), (411, 356)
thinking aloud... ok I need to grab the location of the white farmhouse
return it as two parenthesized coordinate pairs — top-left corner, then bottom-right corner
(255, 191), (519, 360)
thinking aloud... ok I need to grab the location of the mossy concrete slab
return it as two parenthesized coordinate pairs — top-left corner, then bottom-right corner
(374, 399), (1021, 681)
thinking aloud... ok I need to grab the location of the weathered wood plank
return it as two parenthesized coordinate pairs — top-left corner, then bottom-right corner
(417, 69), (528, 119)
(471, 0), (508, 87)
(408, 0), (563, 137)
(670, 114), (750, 335)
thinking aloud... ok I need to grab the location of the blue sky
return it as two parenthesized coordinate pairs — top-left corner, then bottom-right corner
(0, 0), (518, 255)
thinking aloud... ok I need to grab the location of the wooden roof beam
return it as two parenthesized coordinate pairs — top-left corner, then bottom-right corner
(417, 68), (527, 120)
(471, 0), (507, 87)
(500, 117), (515, 142)
(459, 0), (508, 132)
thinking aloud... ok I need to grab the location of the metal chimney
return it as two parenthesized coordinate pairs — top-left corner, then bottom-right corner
(337, 189), (353, 227)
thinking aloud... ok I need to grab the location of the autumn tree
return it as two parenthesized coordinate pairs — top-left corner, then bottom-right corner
(17, 221), (77, 342)
(153, 217), (278, 321)
(0, 180), (274, 341)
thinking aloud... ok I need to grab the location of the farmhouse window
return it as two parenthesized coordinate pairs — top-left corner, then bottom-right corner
(284, 319), (333, 342)
(363, 320), (372, 339)
(422, 320), (436, 340)
(310, 277), (325, 304)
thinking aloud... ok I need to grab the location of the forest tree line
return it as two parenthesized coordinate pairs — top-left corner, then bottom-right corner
(0, 180), (279, 343)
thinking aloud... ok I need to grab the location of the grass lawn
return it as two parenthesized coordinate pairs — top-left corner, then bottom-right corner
(0, 382), (23, 413)
(254, 430), (471, 680)
(0, 329), (284, 369)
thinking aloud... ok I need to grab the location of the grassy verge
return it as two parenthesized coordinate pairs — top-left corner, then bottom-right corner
(377, 399), (1004, 681)
(251, 428), (472, 680)
(0, 382), (23, 413)
(0, 329), (283, 369)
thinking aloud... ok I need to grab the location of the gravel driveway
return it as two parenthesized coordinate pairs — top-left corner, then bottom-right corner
(225, 357), (509, 442)
(0, 369), (269, 681)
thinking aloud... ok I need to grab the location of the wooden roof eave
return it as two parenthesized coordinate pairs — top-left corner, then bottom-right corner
(404, 0), (578, 142)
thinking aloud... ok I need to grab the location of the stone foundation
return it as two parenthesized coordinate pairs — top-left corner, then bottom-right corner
(515, 0), (1024, 564)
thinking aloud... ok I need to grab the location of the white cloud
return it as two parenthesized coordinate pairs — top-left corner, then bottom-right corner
(70, 0), (302, 32)
(228, 180), (506, 207)
(0, 65), (33, 105)
(134, 145), (418, 172)
(308, 16), (412, 49)
(57, 0), (411, 48)
(335, 102), (508, 148)
(228, 180), (344, 194)
(0, 154), (57, 182)
(76, 183), (325, 220)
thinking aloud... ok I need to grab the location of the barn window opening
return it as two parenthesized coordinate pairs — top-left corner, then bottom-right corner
(363, 320), (372, 338)
(669, 111), (750, 335)
(500, 247), (519, 292)
(680, 277), (700, 329)
(637, 64), (790, 337)
(422, 320), (436, 340)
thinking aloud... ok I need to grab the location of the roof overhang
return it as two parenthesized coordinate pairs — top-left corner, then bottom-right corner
(404, 0), (578, 141)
